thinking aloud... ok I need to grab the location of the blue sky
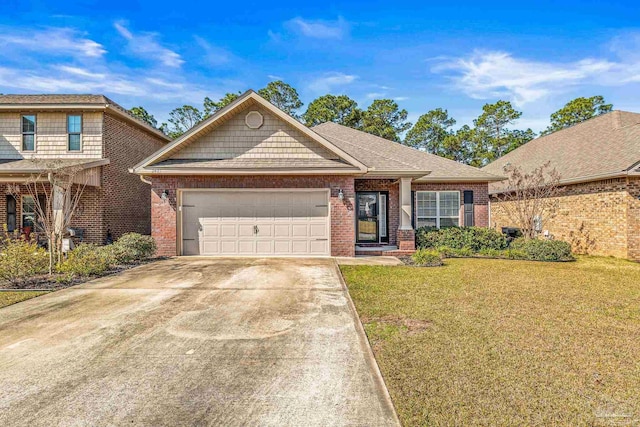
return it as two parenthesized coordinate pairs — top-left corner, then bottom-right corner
(1, 0), (639, 133)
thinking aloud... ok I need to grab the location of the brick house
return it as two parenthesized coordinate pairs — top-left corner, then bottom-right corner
(131, 90), (502, 257)
(0, 95), (170, 244)
(482, 111), (640, 260)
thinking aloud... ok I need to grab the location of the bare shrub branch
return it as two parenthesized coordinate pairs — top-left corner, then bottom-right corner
(495, 162), (563, 239)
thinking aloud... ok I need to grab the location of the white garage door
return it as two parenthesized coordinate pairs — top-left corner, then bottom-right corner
(180, 190), (330, 256)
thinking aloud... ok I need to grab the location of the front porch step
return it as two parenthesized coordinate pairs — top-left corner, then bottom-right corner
(355, 245), (416, 257)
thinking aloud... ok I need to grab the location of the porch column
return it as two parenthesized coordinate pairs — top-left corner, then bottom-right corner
(398, 177), (415, 251)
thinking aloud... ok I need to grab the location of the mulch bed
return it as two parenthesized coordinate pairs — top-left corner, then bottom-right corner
(0, 257), (166, 291)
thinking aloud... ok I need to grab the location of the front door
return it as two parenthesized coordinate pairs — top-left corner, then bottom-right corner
(356, 192), (389, 244)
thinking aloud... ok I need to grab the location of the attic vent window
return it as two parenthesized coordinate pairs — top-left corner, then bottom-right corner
(245, 111), (263, 129)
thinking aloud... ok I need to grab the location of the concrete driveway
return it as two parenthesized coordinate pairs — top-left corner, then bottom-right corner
(0, 258), (399, 427)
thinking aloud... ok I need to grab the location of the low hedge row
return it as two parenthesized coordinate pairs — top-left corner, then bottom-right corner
(414, 226), (574, 264)
(60, 233), (157, 279)
(416, 226), (508, 252)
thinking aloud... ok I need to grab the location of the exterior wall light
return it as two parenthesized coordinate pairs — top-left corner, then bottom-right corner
(161, 190), (169, 201)
(338, 189), (344, 201)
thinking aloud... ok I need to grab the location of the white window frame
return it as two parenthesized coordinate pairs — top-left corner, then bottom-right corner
(21, 114), (36, 152)
(416, 191), (461, 228)
(67, 114), (83, 152)
(21, 195), (36, 229)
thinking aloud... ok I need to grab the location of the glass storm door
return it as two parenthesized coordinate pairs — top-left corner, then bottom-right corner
(356, 192), (388, 244)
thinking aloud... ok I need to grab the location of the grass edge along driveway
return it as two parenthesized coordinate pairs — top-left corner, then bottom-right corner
(341, 257), (640, 426)
(0, 291), (48, 309)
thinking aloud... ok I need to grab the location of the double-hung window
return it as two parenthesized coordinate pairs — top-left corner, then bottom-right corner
(22, 115), (36, 151)
(67, 115), (82, 151)
(21, 195), (37, 229)
(416, 191), (460, 228)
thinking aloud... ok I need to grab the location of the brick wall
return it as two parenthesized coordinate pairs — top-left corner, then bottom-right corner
(354, 179), (489, 246)
(490, 178), (633, 259)
(149, 175), (356, 257)
(412, 182), (490, 228)
(103, 113), (166, 240)
(0, 183), (102, 244)
(626, 177), (640, 260)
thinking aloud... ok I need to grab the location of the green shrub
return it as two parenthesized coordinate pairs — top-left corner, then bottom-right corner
(436, 246), (474, 258)
(416, 227), (508, 252)
(58, 244), (113, 277)
(0, 237), (49, 284)
(477, 248), (505, 258)
(111, 233), (157, 263)
(510, 238), (574, 261)
(412, 249), (444, 267)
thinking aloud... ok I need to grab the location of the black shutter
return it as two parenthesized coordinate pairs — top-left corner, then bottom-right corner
(463, 190), (474, 227)
(6, 195), (16, 232)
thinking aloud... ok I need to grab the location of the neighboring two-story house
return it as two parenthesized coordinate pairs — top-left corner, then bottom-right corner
(0, 95), (170, 244)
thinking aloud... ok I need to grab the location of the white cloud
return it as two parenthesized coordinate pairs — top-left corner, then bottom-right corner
(366, 92), (384, 99)
(267, 74), (283, 80)
(431, 49), (640, 106)
(285, 17), (349, 39)
(308, 72), (358, 92)
(114, 21), (184, 68)
(0, 27), (106, 58)
(193, 36), (232, 66)
(394, 96), (409, 101)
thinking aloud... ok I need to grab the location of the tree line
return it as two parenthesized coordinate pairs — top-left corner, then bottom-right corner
(129, 81), (612, 167)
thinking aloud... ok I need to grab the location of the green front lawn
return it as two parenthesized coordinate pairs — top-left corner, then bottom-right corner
(0, 291), (48, 308)
(341, 257), (640, 426)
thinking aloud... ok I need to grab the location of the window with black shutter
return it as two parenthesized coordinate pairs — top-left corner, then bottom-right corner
(6, 195), (16, 232)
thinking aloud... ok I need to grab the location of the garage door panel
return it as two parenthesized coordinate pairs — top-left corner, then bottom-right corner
(310, 240), (329, 254)
(238, 240), (256, 254)
(238, 224), (255, 237)
(274, 224), (290, 237)
(220, 224), (238, 237)
(202, 240), (220, 254)
(273, 240), (291, 253)
(291, 240), (309, 254)
(309, 223), (327, 237)
(291, 224), (309, 237)
(182, 190), (330, 256)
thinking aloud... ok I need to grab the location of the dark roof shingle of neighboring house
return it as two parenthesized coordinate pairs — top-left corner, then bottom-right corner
(0, 94), (170, 141)
(483, 110), (640, 190)
(312, 122), (502, 181)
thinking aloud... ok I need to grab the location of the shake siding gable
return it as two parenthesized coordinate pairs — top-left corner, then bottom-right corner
(172, 106), (340, 161)
(0, 112), (103, 159)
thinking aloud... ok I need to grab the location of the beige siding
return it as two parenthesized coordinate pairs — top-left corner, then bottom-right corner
(173, 106), (338, 160)
(0, 112), (103, 159)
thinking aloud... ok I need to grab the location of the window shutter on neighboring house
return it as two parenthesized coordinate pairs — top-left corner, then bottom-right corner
(463, 190), (474, 227)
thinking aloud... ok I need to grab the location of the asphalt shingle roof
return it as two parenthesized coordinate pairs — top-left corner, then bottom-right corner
(482, 110), (640, 190)
(312, 122), (502, 181)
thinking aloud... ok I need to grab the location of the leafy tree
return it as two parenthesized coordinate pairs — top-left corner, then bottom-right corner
(404, 108), (456, 155)
(472, 101), (535, 166)
(257, 81), (303, 117)
(203, 92), (241, 118)
(302, 94), (362, 127)
(129, 106), (157, 128)
(542, 96), (613, 135)
(360, 99), (412, 142)
(161, 105), (203, 139)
